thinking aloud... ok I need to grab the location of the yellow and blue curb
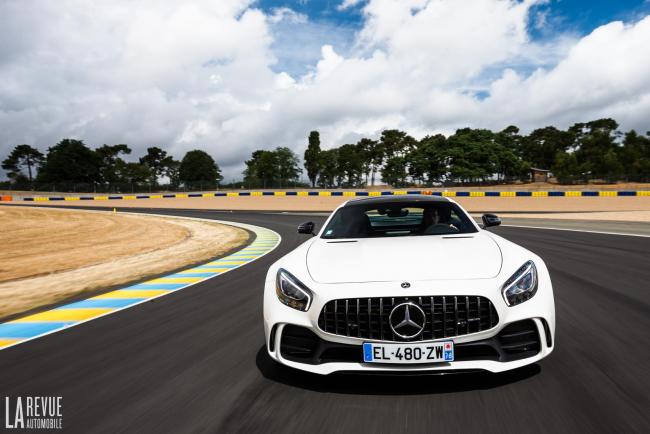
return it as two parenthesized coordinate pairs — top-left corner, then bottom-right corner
(10, 190), (650, 202)
(0, 218), (280, 350)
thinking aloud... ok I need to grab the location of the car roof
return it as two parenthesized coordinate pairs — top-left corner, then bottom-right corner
(343, 194), (450, 206)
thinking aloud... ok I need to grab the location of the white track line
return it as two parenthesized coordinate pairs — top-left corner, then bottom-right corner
(501, 224), (650, 238)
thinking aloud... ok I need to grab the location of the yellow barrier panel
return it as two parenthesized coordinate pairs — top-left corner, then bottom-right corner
(319, 191), (331, 196)
(470, 191), (485, 197)
(393, 191), (407, 195)
(599, 191), (617, 197)
(442, 191), (456, 197)
(297, 191), (309, 196)
(150, 194), (163, 199)
(274, 191), (286, 196)
(175, 194), (188, 198)
(227, 192), (238, 197)
(94, 196), (108, 200)
(532, 191), (548, 197)
(565, 191), (581, 197)
(638, 191), (650, 196)
(201, 193), (212, 198)
(64, 197), (80, 201)
(123, 195), (136, 200)
(252, 191), (263, 196)
(369, 191), (381, 196)
(498, 192), (515, 197)
(343, 191), (356, 197)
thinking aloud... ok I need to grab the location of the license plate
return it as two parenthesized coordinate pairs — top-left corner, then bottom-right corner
(363, 341), (454, 364)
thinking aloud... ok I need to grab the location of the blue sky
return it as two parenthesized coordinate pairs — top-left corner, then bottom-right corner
(258, 0), (650, 30)
(2, 0), (650, 180)
(260, 0), (650, 75)
(258, 0), (365, 26)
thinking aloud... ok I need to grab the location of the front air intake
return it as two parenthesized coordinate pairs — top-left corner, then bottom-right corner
(497, 319), (541, 361)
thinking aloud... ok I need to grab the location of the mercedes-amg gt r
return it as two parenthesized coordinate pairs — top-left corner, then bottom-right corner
(263, 195), (555, 375)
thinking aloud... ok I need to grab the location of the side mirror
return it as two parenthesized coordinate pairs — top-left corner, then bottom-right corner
(482, 213), (501, 228)
(298, 221), (316, 235)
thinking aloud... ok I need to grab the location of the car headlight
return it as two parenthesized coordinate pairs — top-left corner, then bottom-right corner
(276, 269), (313, 311)
(501, 261), (538, 306)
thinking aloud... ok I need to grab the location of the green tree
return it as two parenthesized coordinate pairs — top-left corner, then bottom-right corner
(139, 147), (175, 186)
(121, 162), (152, 186)
(355, 138), (377, 186)
(380, 129), (414, 158)
(603, 148), (624, 182)
(493, 128), (529, 181)
(304, 131), (322, 187)
(498, 125), (522, 152)
(164, 159), (182, 188)
(179, 150), (223, 187)
(377, 129), (415, 186)
(38, 139), (101, 184)
(552, 151), (579, 184)
(382, 156), (408, 187)
(1, 144), (44, 182)
(275, 147), (302, 188)
(408, 134), (447, 185)
(363, 138), (384, 186)
(96, 144), (131, 184)
(570, 118), (621, 181)
(337, 144), (364, 187)
(619, 130), (650, 182)
(446, 128), (497, 183)
(244, 150), (278, 188)
(520, 126), (573, 169)
(317, 149), (339, 188)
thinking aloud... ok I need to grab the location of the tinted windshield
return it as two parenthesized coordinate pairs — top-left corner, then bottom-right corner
(321, 201), (478, 239)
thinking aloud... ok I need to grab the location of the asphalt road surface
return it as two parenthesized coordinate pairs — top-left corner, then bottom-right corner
(1, 208), (649, 433)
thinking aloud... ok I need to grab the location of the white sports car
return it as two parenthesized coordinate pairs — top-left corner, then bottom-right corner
(263, 195), (555, 375)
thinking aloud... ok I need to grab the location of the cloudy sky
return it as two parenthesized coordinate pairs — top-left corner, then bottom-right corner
(1, 0), (650, 181)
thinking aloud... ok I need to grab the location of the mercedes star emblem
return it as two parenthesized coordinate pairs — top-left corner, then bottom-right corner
(401, 282), (410, 288)
(389, 302), (426, 339)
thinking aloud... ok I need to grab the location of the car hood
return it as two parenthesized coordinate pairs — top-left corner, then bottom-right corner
(306, 233), (502, 283)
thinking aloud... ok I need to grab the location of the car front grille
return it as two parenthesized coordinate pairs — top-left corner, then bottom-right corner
(317, 296), (499, 342)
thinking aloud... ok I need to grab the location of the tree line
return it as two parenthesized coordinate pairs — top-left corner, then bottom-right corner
(2, 117), (650, 192)
(1, 139), (222, 192)
(302, 119), (650, 188)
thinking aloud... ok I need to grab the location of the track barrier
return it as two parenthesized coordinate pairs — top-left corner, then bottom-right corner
(13, 190), (650, 201)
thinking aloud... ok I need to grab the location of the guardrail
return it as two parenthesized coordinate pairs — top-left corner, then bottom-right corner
(6, 190), (650, 201)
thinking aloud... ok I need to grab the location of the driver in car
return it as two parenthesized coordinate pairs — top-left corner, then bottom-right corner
(420, 206), (459, 234)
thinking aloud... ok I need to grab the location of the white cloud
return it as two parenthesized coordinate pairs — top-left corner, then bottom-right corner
(268, 7), (308, 24)
(1, 0), (650, 181)
(338, 0), (366, 11)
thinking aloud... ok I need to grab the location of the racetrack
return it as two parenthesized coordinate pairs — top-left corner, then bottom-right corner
(1, 208), (649, 433)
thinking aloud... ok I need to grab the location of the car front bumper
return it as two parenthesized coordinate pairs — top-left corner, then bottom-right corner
(266, 318), (553, 375)
(263, 275), (555, 375)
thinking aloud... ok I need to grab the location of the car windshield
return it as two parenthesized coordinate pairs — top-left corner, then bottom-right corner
(321, 201), (478, 239)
